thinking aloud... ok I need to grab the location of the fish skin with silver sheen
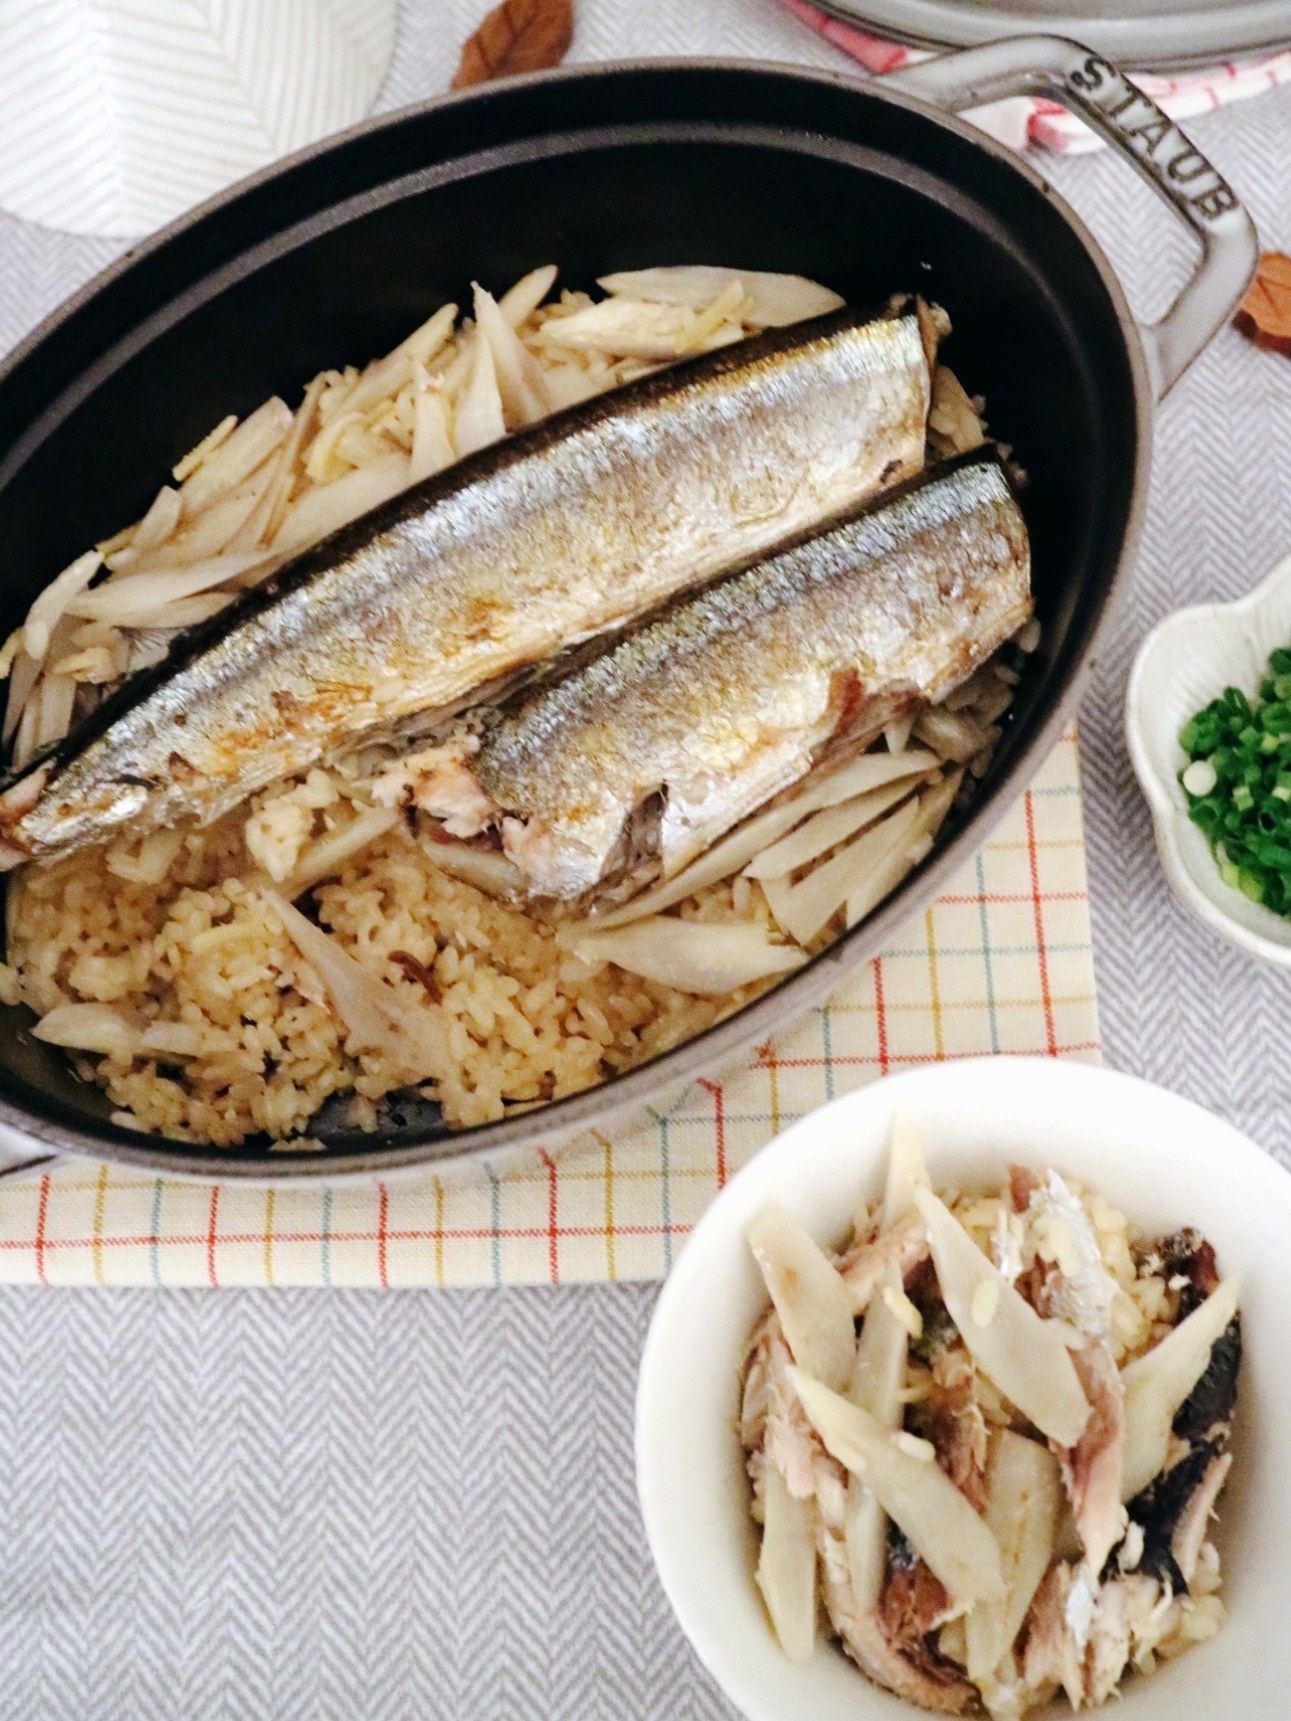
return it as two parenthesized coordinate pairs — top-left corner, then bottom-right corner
(473, 450), (1032, 899)
(0, 306), (932, 867)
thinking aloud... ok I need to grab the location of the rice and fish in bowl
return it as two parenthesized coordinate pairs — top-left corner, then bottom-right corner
(741, 1117), (1239, 1716)
(0, 265), (1036, 1147)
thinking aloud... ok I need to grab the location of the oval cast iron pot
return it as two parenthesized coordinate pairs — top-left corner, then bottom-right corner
(0, 40), (1257, 1182)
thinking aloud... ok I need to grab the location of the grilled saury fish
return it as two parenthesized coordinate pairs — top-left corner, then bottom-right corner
(423, 450), (1031, 899)
(0, 305), (933, 867)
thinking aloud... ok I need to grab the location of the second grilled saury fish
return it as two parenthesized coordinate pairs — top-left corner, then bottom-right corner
(444, 450), (1031, 898)
(0, 304), (932, 867)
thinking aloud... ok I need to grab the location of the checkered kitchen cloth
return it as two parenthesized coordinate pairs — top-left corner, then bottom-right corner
(0, 728), (1098, 1286)
(778, 0), (1291, 153)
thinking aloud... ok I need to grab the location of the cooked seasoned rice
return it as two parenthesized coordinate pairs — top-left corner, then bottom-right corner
(9, 810), (778, 1140)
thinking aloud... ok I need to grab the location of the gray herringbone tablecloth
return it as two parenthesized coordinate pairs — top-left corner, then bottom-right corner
(1, 4), (1289, 1716)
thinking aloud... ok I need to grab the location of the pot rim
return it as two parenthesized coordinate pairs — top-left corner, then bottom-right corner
(0, 56), (1155, 1183)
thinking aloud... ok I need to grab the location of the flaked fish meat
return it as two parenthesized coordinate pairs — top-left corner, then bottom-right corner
(742, 1129), (1240, 1716)
(426, 450), (1030, 899)
(0, 306), (933, 868)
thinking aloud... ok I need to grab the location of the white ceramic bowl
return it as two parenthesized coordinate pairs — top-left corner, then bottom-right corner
(635, 1055), (1291, 1721)
(1127, 551), (1291, 965)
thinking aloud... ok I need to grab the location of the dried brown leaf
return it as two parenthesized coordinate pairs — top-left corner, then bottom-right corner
(1235, 251), (1291, 356)
(452, 0), (573, 89)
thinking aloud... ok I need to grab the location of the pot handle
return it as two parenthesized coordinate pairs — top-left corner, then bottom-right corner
(879, 36), (1259, 400)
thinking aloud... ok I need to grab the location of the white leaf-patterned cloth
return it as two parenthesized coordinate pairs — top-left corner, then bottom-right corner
(0, 0), (397, 238)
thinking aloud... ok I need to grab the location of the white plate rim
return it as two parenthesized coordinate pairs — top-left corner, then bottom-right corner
(809, 0), (1291, 72)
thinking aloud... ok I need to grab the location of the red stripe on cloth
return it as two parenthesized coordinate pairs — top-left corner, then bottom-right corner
(1025, 791), (1058, 1057)
(206, 1185), (219, 1286)
(34, 1175), (50, 1285)
(0, 1222), (722, 1251)
(936, 891), (1087, 905)
(754, 1043), (1099, 1072)
(698, 1079), (726, 1187)
(539, 1149), (559, 1282)
(873, 956), (890, 1074)
(377, 1182), (389, 1287)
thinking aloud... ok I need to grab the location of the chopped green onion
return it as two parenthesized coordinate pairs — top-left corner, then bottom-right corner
(1194, 801), (1221, 833)
(1239, 868), (1266, 902)
(1179, 639), (1291, 922)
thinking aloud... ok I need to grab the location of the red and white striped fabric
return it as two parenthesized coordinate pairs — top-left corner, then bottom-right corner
(778, 0), (1291, 153)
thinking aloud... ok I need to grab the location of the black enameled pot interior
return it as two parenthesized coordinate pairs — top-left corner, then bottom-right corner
(0, 63), (1138, 1173)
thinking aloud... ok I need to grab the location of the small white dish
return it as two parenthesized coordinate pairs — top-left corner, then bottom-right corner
(1127, 551), (1291, 966)
(635, 1056), (1291, 1721)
